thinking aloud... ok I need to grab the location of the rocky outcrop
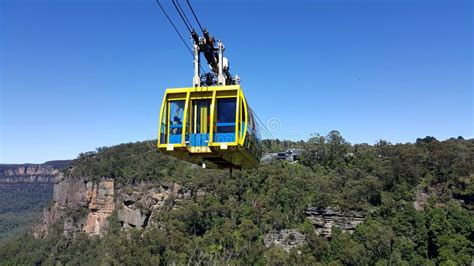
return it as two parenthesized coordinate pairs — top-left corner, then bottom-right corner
(37, 177), (191, 236)
(305, 207), (364, 237)
(37, 177), (114, 236)
(414, 183), (453, 211)
(116, 182), (191, 228)
(264, 229), (306, 252)
(264, 207), (365, 252)
(84, 181), (115, 234)
(118, 207), (148, 228)
(414, 189), (429, 211)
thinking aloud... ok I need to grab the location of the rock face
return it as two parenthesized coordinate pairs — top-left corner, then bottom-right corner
(116, 182), (191, 228)
(414, 183), (453, 211)
(414, 189), (429, 211)
(264, 229), (306, 252)
(118, 206), (148, 228)
(37, 177), (191, 236)
(37, 177), (115, 236)
(84, 180), (115, 234)
(264, 207), (365, 252)
(305, 207), (364, 237)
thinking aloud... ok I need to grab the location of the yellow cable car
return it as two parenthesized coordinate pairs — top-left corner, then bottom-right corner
(157, 85), (261, 169)
(153, 10), (262, 169)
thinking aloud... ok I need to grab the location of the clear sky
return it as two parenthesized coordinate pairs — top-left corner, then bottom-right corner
(1, 0), (472, 163)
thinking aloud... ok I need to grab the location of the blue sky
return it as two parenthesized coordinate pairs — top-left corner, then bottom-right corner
(1, 0), (472, 163)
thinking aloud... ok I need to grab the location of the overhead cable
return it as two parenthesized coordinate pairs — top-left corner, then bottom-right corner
(155, 0), (193, 57)
(186, 0), (204, 32)
(172, 0), (193, 34)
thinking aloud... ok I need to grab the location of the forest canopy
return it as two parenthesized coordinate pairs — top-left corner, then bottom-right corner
(1, 131), (472, 265)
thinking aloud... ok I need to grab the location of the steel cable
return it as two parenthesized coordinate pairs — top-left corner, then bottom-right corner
(155, 0), (193, 57)
(172, 0), (193, 34)
(186, 0), (204, 32)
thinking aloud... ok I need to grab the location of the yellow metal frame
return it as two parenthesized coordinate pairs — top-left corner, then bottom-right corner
(157, 85), (248, 149)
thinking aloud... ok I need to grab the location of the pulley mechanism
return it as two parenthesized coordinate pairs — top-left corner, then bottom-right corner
(155, 0), (240, 87)
(191, 29), (239, 87)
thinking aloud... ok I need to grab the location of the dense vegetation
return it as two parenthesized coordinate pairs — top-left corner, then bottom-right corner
(0, 131), (472, 265)
(0, 183), (53, 242)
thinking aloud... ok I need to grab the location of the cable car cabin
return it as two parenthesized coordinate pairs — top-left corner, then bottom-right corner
(157, 85), (262, 169)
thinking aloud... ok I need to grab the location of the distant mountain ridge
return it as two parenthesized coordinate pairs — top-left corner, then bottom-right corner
(0, 160), (71, 241)
(0, 160), (71, 183)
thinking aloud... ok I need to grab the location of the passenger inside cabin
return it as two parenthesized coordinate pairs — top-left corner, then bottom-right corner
(171, 104), (183, 134)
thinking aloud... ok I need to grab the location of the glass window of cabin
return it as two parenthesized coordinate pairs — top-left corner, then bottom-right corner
(169, 100), (185, 135)
(160, 103), (168, 144)
(192, 100), (211, 134)
(216, 98), (236, 133)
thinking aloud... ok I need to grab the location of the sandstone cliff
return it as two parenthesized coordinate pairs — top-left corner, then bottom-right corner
(263, 208), (365, 251)
(38, 174), (365, 254)
(305, 207), (364, 237)
(37, 176), (192, 236)
(0, 161), (70, 183)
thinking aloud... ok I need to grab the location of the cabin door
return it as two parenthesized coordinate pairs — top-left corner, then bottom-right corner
(190, 100), (211, 146)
